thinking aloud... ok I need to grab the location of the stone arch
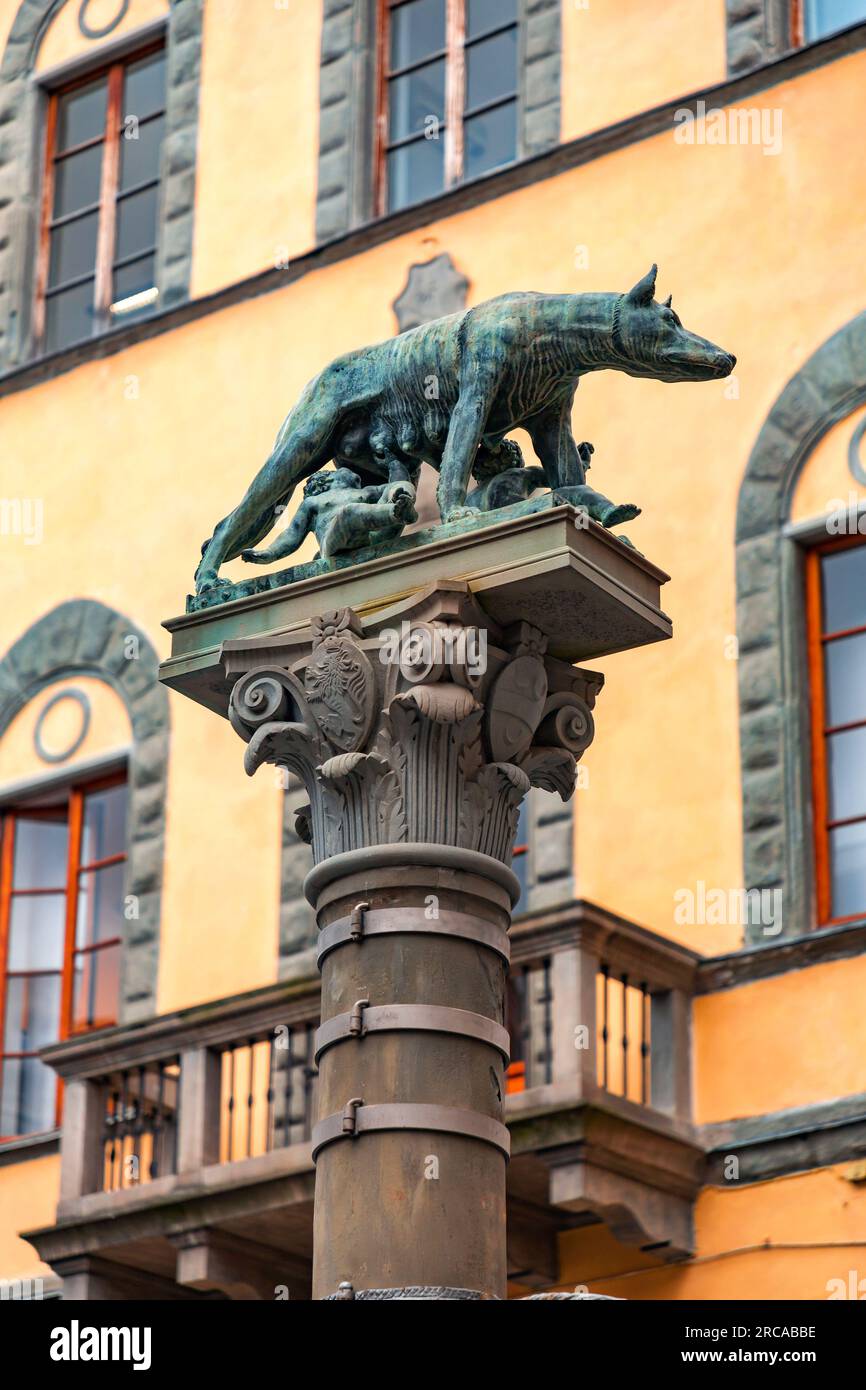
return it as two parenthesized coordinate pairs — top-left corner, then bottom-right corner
(0, 0), (204, 367)
(0, 598), (170, 1019)
(735, 309), (866, 939)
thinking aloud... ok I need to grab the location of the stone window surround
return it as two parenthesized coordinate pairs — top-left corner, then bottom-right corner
(0, 599), (170, 1020)
(0, 0), (204, 371)
(736, 310), (866, 941)
(725, 0), (866, 74)
(315, 0), (562, 244)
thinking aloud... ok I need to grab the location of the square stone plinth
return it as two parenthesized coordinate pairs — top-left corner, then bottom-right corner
(160, 503), (670, 718)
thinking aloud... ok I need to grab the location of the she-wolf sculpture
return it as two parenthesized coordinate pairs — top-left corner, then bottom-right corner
(195, 265), (735, 593)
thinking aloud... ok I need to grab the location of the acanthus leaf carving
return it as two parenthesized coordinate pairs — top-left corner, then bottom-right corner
(223, 592), (604, 867)
(518, 746), (577, 800)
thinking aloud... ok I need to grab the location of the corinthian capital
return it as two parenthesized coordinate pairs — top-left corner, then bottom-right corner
(222, 583), (602, 866)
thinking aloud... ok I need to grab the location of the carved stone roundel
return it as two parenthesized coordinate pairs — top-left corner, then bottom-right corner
(486, 655), (548, 762)
(304, 635), (376, 753)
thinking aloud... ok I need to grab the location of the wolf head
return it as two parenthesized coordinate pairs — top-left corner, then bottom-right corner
(611, 265), (735, 383)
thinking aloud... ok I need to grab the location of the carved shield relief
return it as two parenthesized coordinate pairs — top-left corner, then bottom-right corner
(485, 655), (548, 762)
(304, 635), (376, 753)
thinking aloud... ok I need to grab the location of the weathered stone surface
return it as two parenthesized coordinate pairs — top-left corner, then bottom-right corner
(392, 253), (469, 333)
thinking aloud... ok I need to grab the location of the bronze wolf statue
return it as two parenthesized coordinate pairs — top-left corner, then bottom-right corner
(195, 265), (734, 592)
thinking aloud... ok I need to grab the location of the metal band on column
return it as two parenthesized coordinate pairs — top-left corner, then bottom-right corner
(312, 1102), (512, 1160)
(314, 1002), (510, 1063)
(316, 904), (510, 966)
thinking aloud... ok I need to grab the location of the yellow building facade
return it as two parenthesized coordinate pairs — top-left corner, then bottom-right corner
(0, 0), (865, 1299)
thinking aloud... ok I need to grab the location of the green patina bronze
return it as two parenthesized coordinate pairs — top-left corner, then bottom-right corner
(194, 265), (735, 595)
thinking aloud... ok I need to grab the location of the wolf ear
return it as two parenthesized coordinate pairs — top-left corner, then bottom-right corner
(662, 294), (672, 308)
(626, 264), (658, 306)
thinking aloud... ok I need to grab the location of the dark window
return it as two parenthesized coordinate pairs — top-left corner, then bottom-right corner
(0, 772), (127, 1139)
(806, 538), (866, 925)
(379, 0), (519, 214)
(802, 0), (866, 41)
(35, 46), (166, 354)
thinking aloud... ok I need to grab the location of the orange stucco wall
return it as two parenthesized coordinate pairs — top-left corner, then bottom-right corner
(191, 0), (322, 296)
(0, 1154), (58, 1284)
(561, 0), (727, 143)
(34, 0), (168, 73)
(694, 956), (866, 1124)
(557, 1165), (866, 1299)
(790, 402), (866, 526)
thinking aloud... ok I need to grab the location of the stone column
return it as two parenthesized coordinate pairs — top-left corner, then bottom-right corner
(220, 584), (600, 1300)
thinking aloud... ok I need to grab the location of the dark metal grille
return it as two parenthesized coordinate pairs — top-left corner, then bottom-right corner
(598, 964), (651, 1105)
(219, 1023), (318, 1162)
(100, 1058), (179, 1191)
(506, 957), (552, 1092)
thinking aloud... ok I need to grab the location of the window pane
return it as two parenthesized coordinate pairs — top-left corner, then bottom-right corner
(825, 632), (866, 728)
(464, 100), (517, 180)
(114, 183), (158, 262)
(76, 860), (125, 950)
(3, 973), (61, 1053)
(387, 134), (445, 212)
(829, 820), (866, 918)
(72, 942), (120, 1033)
(48, 209), (99, 287)
(390, 0), (445, 69)
(119, 112), (164, 192)
(112, 255), (157, 317)
(467, 0), (517, 39)
(12, 815), (68, 891)
(56, 78), (107, 151)
(388, 59), (446, 142)
(7, 893), (66, 972)
(44, 279), (96, 352)
(827, 726), (866, 822)
(123, 51), (167, 121)
(465, 28), (518, 112)
(81, 784), (128, 867)
(805, 0), (866, 41)
(0, 1056), (56, 1137)
(821, 545), (866, 634)
(53, 144), (103, 219)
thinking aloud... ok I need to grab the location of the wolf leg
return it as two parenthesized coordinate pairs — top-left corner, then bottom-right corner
(436, 383), (496, 521)
(195, 410), (339, 592)
(526, 398), (587, 491)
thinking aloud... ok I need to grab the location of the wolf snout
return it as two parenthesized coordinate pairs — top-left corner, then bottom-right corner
(714, 350), (736, 375)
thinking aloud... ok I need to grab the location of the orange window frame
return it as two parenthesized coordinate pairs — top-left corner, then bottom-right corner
(374, 0), (518, 216)
(805, 534), (866, 928)
(33, 39), (164, 351)
(0, 769), (126, 1138)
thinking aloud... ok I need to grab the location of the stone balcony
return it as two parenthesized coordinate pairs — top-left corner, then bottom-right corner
(24, 901), (701, 1299)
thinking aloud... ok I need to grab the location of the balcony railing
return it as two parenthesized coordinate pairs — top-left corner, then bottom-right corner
(42, 980), (321, 1207)
(39, 900), (696, 1210)
(507, 902), (696, 1121)
(28, 901), (700, 1292)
